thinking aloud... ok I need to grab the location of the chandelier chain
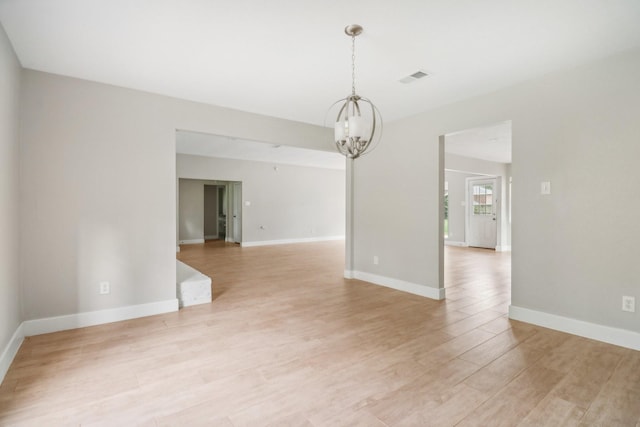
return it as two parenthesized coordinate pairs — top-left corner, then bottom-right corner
(351, 35), (356, 96)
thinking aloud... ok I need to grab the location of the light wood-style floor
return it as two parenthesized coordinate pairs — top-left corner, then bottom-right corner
(1, 241), (639, 426)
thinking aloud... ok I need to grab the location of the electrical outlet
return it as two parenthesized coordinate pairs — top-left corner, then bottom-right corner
(373, 255), (379, 265)
(99, 281), (110, 295)
(622, 296), (635, 312)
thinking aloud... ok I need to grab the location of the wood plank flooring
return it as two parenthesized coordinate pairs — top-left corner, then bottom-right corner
(1, 241), (639, 426)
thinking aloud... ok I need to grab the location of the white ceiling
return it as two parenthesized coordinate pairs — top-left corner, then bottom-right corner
(445, 121), (512, 164)
(176, 131), (345, 170)
(2, 0), (640, 129)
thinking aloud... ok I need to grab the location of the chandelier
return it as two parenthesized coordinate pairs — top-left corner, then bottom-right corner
(330, 24), (382, 159)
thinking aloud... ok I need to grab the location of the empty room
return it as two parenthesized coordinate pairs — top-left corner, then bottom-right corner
(1, 1), (640, 425)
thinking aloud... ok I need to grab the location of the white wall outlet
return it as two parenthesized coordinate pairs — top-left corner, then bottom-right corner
(622, 296), (635, 312)
(373, 255), (379, 265)
(541, 181), (551, 195)
(99, 281), (110, 295)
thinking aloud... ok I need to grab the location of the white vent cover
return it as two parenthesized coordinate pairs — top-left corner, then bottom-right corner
(399, 70), (429, 84)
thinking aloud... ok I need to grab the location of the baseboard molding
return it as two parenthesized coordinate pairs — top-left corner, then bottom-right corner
(496, 245), (512, 252)
(351, 271), (445, 300)
(0, 323), (25, 385)
(176, 246), (180, 253)
(344, 270), (354, 279)
(445, 240), (468, 247)
(241, 236), (345, 248)
(204, 235), (216, 240)
(509, 305), (640, 351)
(23, 299), (179, 337)
(179, 239), (205, 245)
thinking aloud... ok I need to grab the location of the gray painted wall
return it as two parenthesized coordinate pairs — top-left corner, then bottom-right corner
(19, 69), (331, 320)
(354, 48), (640, 333)
(179, 179), (207, 241)
(0, 22), (21, 361)
(177, 154), (345, 244)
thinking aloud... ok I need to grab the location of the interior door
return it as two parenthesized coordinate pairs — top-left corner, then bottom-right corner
(467, 177), (497, 249)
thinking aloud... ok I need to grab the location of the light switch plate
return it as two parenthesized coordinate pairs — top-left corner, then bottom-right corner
(541, 181), (551, 195)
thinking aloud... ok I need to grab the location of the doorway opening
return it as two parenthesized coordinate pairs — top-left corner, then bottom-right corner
(178, 178), (242, 248)
(174, 129), (345, 254)
(441, 120), (512, 295)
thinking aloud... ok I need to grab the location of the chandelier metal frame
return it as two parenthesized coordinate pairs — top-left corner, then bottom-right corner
(330, 24), (382, 159)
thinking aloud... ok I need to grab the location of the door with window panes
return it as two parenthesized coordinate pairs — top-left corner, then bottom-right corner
(467, 178), (497, 249)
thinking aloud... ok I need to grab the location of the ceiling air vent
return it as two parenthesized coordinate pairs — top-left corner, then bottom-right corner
(399, 70), (429, 84)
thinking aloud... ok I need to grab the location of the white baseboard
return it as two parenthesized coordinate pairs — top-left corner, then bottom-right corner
(176, 246), (180, 253)
(445, 240), (468, 247)
(351, 271), (445, 300)
(179, 239), (205, 245)
(0, 323), (25, 384)
(509, 305), (640, 351)
(241, 236), (345, 248)
(204, 235), (216, 240)
(344, 270), (354, 279)
(23, 299), (179, 336)
(1, 299), (180, 384)
(496, 245), (512, 252)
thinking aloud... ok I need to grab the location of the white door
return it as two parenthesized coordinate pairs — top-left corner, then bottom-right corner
(232, 182), (242, 243)
(467, 178), (497, 249)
